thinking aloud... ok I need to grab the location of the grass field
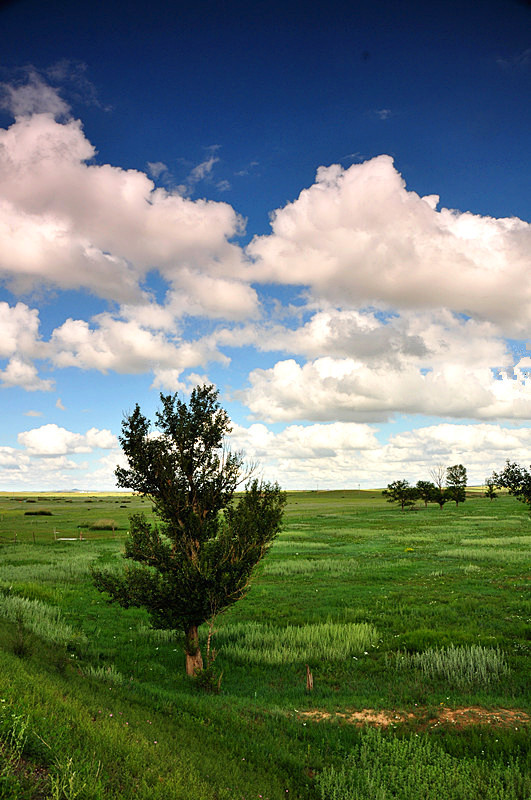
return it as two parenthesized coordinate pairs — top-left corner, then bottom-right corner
(0, 490), (529, 799)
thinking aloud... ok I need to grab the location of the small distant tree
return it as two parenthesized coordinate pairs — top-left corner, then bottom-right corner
(430, 487), (449, 510)
(92, 385), (286, 678)
(428, 464), (448, 510)
(382, 480), (418, 510)
(492, 461), (531, 510)
(416, 480), (436, 508)
(429, 464), (446, 491)
(446, 464), (467, 507)
(484, 477), (497, 501)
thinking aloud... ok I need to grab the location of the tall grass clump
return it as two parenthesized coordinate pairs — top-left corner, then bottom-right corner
(89, 518), (119, 531)
(136, 624), (180, 644)
(0, 594), (82, 647)
(83, 663), (125, 685)
(438, 547), (527, 564)
(264, 557), (359, 576)
(317, 727), (529, 800)
(394, 645), (509, 686)
(217, 621), (378, 665)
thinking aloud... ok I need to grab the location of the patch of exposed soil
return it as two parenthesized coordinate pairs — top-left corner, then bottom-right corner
(296, 706), (529, 729)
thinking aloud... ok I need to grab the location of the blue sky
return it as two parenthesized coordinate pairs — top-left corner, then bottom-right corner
(0, 0), (529, 490)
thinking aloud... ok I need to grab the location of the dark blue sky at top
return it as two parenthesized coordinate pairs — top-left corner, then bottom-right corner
(1, 0), (529, 241)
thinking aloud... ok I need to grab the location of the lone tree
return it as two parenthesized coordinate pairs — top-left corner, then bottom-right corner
(92, 385), (286, 677)
(382, 480), (418, 510)
(446, 464), (467, 507)
(492, 461), (531, 510)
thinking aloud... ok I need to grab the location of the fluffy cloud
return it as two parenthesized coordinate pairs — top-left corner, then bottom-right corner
(229, 421), (531, 489)
(0, 302), (45, 359)
(18, 424), (117, 456)
(220, 308), (508, 366)
(234, 307), (526, 423)
(229, 421), (380, 489)
(375, 423), (531, 487)
(0, 105), (253, 314)
(49, 313), (228, 383)
(0, 357), (53, 392)
(231, 420), (379, 459)
(248, 156), (531, 334)
(241, 355), (530, 423)
(0, 447), (113, 491)
(0, 299), (230, 391)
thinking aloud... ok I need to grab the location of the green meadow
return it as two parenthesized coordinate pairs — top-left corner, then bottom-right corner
(0, 490), (529, 799)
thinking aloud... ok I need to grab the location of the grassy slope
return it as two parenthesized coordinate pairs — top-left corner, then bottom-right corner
(0, 490), (529, 799)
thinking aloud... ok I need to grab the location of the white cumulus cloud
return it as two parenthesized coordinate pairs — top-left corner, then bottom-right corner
(228, 421), (531, 489)
(247, 156), (531, 335)
(0, 104), (253, 315)
(17, 423), (118, 456)
(241, 354), (530, 423)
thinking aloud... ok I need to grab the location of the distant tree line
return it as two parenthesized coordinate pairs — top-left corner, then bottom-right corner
(382, 464), (468, 510)
(383, 461), (531, 512)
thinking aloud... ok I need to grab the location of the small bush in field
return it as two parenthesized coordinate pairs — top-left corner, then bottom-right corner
(24, 509), (53, 516)
(89, 518), (118, 530)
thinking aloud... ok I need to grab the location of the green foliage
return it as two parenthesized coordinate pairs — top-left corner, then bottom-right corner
(446, 464), (467, 506)
(24, 509), (53, 516)
(382, 480), (418, 510)
(92, 385), (286, 674)
(493, 461), (531, 508)
(415, 480), (436, 507)
(430, 487), (449, 509)
(485, 477), (498, 501)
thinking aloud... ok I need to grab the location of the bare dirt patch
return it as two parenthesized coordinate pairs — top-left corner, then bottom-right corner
(296, 706), (529, 729)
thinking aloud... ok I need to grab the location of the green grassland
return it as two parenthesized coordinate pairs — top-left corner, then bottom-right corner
(0, 490), (529, 799)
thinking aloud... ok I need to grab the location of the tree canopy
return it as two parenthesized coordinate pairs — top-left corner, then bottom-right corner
(382, 480), (418, 510)
(92, 385), (286, 677)
(492, 461), (531, 509)
(415, 480), (436, 508)
(446, 464), (467, 506)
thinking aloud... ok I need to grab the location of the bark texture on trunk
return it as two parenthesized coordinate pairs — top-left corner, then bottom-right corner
(185, 624), (203, 676)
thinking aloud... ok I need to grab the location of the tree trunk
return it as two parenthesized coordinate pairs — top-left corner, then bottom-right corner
(185, 624), (203, 676)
